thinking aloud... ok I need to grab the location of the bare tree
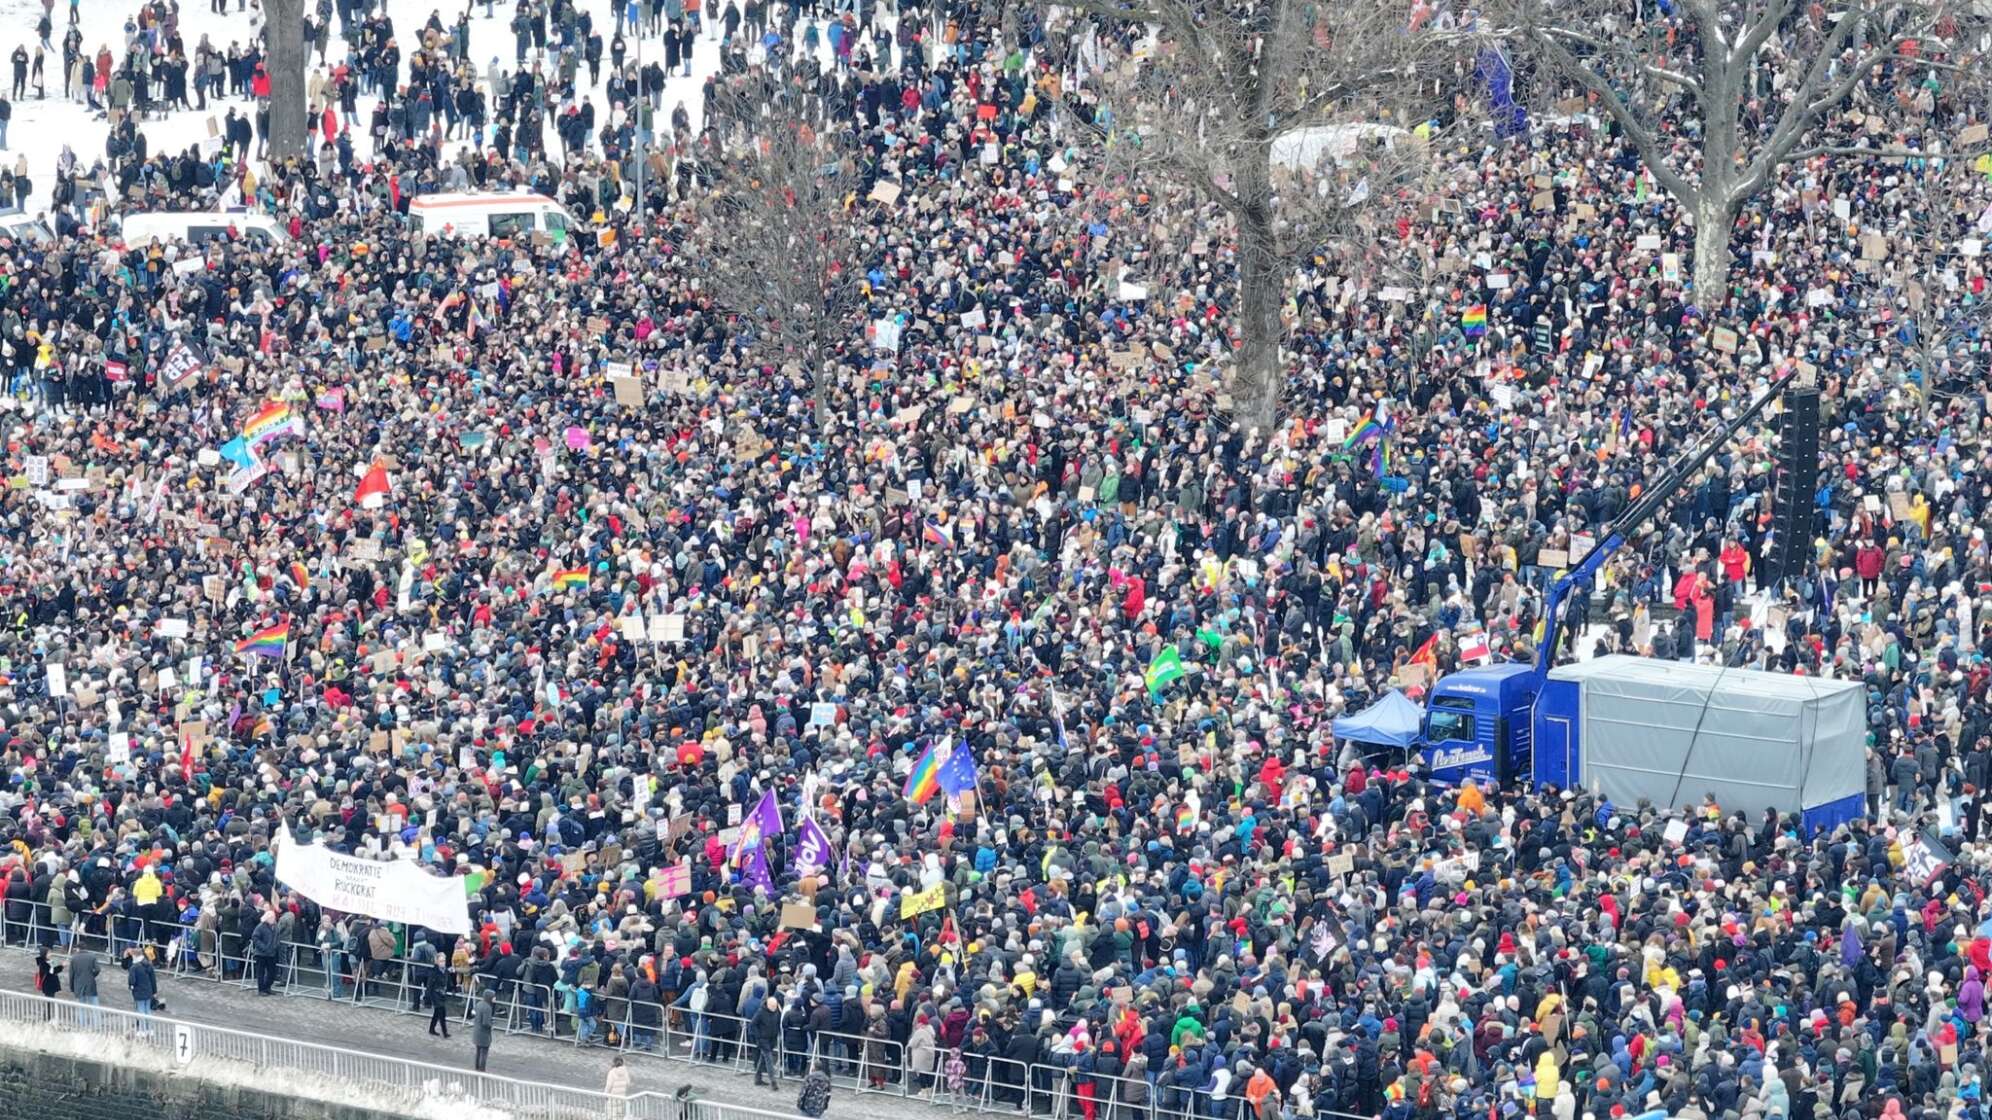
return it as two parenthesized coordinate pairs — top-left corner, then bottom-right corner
(691, 90), (869, 423)
(1050, 0), (1463, 433)
(266, 0), (308, 162)
(1832, 150), (1992, 408)
(1511, 0), (1983, 304)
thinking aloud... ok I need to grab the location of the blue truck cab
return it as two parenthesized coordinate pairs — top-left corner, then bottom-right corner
(1412, 368), (1798, 793)
(1421, 663), (1536, 786)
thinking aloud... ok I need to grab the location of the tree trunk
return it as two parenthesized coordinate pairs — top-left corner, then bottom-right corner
(1230, 134), (1283, 435)
(267, 0), (308, 163)
(1691, 194), (1734, 311)
(1233, 210), (1284, 435)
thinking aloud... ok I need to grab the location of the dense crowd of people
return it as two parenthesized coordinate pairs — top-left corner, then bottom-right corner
(0, 0), (1990, 1119)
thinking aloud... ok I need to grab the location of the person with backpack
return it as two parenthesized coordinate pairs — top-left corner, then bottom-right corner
(796, 1060), (831, 1117)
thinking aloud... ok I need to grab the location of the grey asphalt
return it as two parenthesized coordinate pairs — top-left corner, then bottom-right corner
(0, 943), (937, 1119)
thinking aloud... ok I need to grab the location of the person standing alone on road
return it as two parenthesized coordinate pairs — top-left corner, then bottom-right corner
(127, 947), (157, 1022)
(471, 988), (495, 1072)
(752, 995), (782, 1089)
(250, 909), (280, 995)
(604, 1057), (631, 1116)
(33, 946), (61, 1019)
(70, 945), (99, 1026)
(426, 954), (452, 1038)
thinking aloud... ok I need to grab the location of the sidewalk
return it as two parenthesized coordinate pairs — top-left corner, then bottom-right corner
(0, 944), (935, 1120)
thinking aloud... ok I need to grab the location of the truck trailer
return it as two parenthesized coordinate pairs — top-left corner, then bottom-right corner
(1531, 656), (1866, 833)
(1414, 367), (1866, 832)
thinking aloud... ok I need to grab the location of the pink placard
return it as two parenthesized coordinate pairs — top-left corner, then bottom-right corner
(658, 862), (692, 898)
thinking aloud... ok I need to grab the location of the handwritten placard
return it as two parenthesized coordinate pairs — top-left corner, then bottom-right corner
(657, 861), (693, 897)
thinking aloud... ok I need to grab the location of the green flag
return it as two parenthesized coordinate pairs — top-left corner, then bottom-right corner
(1145, 646), (1187, 698)
(1195, 627), (1223, 656)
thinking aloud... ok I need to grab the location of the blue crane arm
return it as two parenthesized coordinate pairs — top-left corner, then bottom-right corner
(1530, 367), (1800, 678)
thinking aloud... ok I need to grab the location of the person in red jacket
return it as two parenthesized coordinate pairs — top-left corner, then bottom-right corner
(1856, 539), (1886, 597)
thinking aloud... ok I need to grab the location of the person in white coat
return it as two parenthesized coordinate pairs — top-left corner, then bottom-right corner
(604, 1057), (632, 1119)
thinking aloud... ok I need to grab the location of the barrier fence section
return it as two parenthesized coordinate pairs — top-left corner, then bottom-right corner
(0, 917), (1379, 1120)
(0, 987), (687, 1120)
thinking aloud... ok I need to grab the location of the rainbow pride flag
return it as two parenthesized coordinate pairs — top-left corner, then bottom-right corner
(903, 741), (945, 804)
(1344, 412), (1385, 448)
(289, 561), (311, 592)
(235, 621), (289, 659)
(242, 402), (301, 447)
(1462, 304), (1488, 337)
(552, 567), (589, 591)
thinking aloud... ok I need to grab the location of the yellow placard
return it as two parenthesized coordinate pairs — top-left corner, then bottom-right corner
(899, 883), (947, 918)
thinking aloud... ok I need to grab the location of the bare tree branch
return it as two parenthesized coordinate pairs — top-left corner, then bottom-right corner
(1730, 0), (1795, 65)
(1050, 0), (1465, 429)
(1642, 64), (1705, 98)
(1507, 0), (1971, 300)
(1521, 22), (1699, 206)
(692, 87), (869, 422)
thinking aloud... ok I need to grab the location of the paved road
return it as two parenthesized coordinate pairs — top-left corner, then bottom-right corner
(0, 943), (934, 1119)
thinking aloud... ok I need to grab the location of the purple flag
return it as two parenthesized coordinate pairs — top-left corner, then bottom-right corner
(740, 843), (775, 895)
(730, 790), (783, 875)
(795, 816), (834, 876)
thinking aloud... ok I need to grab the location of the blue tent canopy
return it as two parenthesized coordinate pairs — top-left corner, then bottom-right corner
(1331, 690), (1424, 749)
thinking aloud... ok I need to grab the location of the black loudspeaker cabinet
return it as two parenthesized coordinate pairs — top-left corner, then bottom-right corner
(1766, 386), (1821, 591)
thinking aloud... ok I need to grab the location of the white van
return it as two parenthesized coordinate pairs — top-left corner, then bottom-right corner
(117, 210), (290, 248)
(407, 191), (576, 245)
(0, 213), (54, 245)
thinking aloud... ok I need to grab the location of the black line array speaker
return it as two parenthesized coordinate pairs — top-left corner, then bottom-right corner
(1766, 384), (1821, 591)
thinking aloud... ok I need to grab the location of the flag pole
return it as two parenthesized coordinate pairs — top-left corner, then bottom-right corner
(278, 613), (296, 703)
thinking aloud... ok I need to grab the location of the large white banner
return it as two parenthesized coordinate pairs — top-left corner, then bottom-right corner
(274, 826), (471, 935)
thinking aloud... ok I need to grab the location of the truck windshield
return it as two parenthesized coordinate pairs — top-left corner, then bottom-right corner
(1427, 709), (1476, 742)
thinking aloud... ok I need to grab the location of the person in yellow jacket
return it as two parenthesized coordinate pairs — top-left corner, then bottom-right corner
(132, 867), (163, 906)
(1533, 1050), (1559, 1111)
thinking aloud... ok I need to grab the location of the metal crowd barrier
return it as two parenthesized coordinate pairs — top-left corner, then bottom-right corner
(0, 916), (1377, 1120)
(0, 987), (699, 1120)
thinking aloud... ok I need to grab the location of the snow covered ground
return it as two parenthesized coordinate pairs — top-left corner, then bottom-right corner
(0, 0), (755, 216)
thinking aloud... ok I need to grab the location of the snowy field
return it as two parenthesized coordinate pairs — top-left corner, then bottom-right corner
(0, 0), (759, 216)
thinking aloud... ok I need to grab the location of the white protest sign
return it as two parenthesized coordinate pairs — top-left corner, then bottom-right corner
(274, 824), (471, 935)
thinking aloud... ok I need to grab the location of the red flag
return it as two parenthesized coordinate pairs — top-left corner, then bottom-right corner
(180, 728), (195, 778)
(1408, 633), (1439, 669)
(355, 463), (391, 509)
